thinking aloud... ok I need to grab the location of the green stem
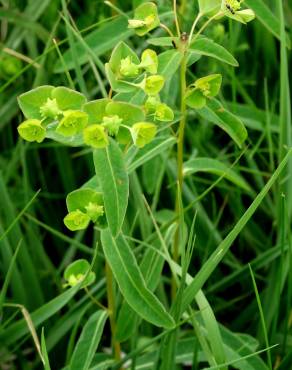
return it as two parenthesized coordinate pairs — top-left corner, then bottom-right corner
(189, 11), (223, 46)
(172, 51), (188, 298)
(173, 0), (181, 37)
(105, 261), (121, 362)
(84, 286), (108, 311)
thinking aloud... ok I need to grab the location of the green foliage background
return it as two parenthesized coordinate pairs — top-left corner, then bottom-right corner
(0, 0), (291, 369)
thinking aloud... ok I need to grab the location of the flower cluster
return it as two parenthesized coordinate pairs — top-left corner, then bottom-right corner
(222, 0), (255, 23)
(18, 44), (174, 150)
(63, 188), (105, 231)
(128, 2), (160, 36)
(185, 74), (222, 109)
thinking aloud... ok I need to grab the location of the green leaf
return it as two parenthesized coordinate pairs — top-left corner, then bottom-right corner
(148, 36), (176, 47)
(45, 128), (84, 147)
(18, 86), (87, 121)
(181, 149), (292, 311)
(198, 0), (221, 15)
(70, 310), (108, 370)
(101, 230), (175, 329)
(51, 87), (86, 111)
(93, 139), (129, 236)
(66, 189), (103, 213)
(83, 99), (110, 124)
(190, 37), (239, 67)
(18, 85), (54, 119)
(127, 136), (176, 173)
(54, 17), (133, 73)
(183, 157), (252, 192)
(197, 99), (248, 148)
(158, 50), (183, 79)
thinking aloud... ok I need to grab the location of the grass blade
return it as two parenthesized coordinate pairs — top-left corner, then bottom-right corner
(182, 148), (292, 310)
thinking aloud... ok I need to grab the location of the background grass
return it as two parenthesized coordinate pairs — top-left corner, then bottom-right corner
(0, 0), (291, 369)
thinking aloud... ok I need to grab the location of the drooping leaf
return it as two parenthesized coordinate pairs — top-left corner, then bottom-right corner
(197, 99), (248, 148)
(190, 37), (239, 67)
(101, 230), (175, 329)
(183, 157), (252, 192)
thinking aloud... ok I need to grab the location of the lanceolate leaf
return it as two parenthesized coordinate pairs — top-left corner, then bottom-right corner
(93, 139), (129, 236)
(183, 157), (252, 192)
(101, 229), (175, 329)
(190, 37), (239, 67)
(197, 99), (248, 148)
(70, 310), (108, 370)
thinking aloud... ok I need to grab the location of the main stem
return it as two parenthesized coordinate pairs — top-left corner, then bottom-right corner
(172, 51), (188, 298)
(105, 261), (121, 362)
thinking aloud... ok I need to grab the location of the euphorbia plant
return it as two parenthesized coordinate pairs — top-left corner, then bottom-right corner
(16, 0), (256, 368)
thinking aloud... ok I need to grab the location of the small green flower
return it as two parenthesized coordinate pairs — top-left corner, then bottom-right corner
(185, 74), (222, 109)
(102, 115), (123, 136)
(56, 110), (88, 137)
(145, 95), (161, 113)
(63, 259), (95, 288)
(155, 103), (174, 122)
(222, 0), (255, 23)
(85, 202), (104, 222)
(142, 75), (165, 96)
(131, 122), (157, 148)
(83, 124), (109, 148)
(17, 119), (46, 143)
(64, 210), (91, 231)
(128, 2), (160, 36)
(40, 98), (62, 119)
(140, 49), (158, 74)
(120, 56), (140, 77)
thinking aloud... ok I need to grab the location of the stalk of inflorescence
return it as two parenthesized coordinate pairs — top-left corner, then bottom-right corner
(105, 260), (122, 362)
(171, 8), (221, 298)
